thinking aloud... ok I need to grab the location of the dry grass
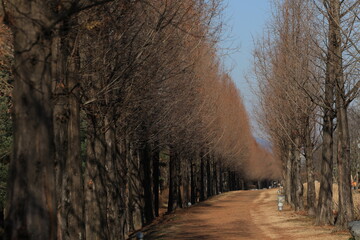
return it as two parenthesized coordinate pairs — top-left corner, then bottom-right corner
(303, 181), (360, 218)
(255, 190), (350, 240)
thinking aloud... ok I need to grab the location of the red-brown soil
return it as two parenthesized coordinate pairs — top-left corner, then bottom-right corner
(132, 189), (351, 239)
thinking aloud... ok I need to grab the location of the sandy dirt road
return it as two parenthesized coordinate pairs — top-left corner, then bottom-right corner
(138, 189), (350, 240)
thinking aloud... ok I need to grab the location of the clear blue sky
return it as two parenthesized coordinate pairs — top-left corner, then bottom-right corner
(219, 0), (271, 135)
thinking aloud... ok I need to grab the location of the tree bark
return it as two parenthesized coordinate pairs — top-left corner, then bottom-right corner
(305, 121), (316, 216)
(176, 154), (183, 209)
(219, 164), (223, 193)
(206, 157), (212, 197)
(316, 51), (335, 226)
(183, 159), (191, 207)
(200, 154), (206, 201)
(316, 109), (334, 225)
(190, 157), (197, 204)
(140, 142), (154, 224)
(316, 0), (339, 226)
(5, 1), (57, 239)
(52, 26), (67, 240)
(64, 18), (84, 240)
(167, 148), (179, 212)
(294, 136), (303, 211)
(285, 144), (293, 205)
(128, 143), (143, 231)
(330, 0), (354, 227)
(152, 144), (160, 217)
(213, 160), (218, 195)
(118, 137), (129, 239)
(104, 115), (123, 239)
(84, 121), (107, 240)
(336, 99), (353, 226)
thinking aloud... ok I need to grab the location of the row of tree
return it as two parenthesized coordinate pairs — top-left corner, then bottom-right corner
(254, 0), (360, 227)
(0, 0), (280, 239)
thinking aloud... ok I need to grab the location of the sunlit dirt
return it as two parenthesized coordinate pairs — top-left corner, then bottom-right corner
(136, 189), (350, 240)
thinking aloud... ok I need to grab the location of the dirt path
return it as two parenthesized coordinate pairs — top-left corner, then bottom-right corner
(138, 189), (351, 239)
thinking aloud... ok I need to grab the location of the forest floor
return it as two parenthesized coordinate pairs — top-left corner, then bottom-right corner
(130, 189), (351, 240)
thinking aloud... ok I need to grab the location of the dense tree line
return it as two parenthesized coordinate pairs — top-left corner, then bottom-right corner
(0, 0), (281, 239)
(254, 0), (360, 228)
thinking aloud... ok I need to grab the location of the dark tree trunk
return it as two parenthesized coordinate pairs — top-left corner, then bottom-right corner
(305, 121), (316, 216)
(190, 157), (197, 204)
(117, 137), (129, 239)
(316, 0), (337, 226)
(336, 102), (353, 226)
(128, 143), (143, 231)
(84, 121), (107, 240)
(104, 115), (123, 239)
(5, 1), (57, 239)
(219, 164), (223, 193)
(223, 168), (227, 192)
(213, 160), (218, 195)
(229, 172), (233, 191)
(140, 142), (154, 224)
(316, 109), (334, 225)
(167, 149), (179, 212)
(183, 159), (191, 207)
(290, 147), (296, 208)
(285, 144), (293, 205)
(228, 171), (232, 191)
(200, 155), (206, 201)
(176, 154), (183, 209)
(206, 157), (212, 197)
(152, 144), (160, 217)
(294, 136), (303, 211)
(331, 0), (354, 227)
(52, 28), (67, 240)
(64, 18), (84, 240)
(240, 179), (245, 190)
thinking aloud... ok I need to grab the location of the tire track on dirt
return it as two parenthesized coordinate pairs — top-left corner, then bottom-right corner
(140, 189), (350, 240)
(144, 190), (279, 239)
(251, 190), (293, 239)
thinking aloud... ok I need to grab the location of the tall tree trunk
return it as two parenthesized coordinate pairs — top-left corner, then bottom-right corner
(52, 27), (67, 240)
(305, 121), (316, 216)
(84, 121), (107, 240)
(167, 148), (179, 212)
(5, 1), (57, 239)
(176, 154), (183, 209)
(140, 142), (154, 224)
(176, 159), (184, 208)
(290, 145), (296, 208)
(316, 109), (334, 225)
(294, 136), (303, 211)
(206, 157), (212, 197)
(219, 164), (223, 193)
(240, 179), (245, 190)
(329, 0), (354, 227)
(190, 157), (197, 204)
(213, 160), (218, 195)
(120, 137), (129, 239)
(128, 142), (143, 231)
(200, 154), (206, 201)
(316, 0), (338, 226)
(152, 144), (160, 217)
(228, 171), (234, 191)
(104, 115), (123, 239)
(285, 144), (293, 205)
(336, 100), (353, 226)
(183, 159), (191, 207)
(64, 18), (84, 240)
(316, 54), (335, 225)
